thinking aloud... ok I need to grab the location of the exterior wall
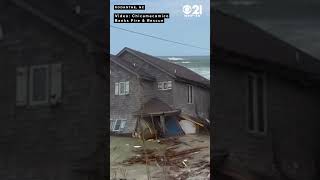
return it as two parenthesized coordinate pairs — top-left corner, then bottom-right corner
(140, 79), (156, 104)
(0, 3), (106, 180)
(118, 52), (175, 106)
(213, 60), (320, 180)
(266, 74), (320, 180)
(110, 63), (141, 133)
(213, 63), (274, 176)
(173, 81), (210, 119)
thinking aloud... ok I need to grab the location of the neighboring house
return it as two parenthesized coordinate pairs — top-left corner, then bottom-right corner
(110, 47), (210, 137)
(0, 0), (107, 180)
(212, 10), (320, 180)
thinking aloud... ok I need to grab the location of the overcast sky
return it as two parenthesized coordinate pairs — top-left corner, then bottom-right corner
(213, 0), (320, 59)
(110, 0), (210, 56)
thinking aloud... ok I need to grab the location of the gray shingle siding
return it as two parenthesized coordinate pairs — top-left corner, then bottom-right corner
(266, 74), (319, 179)
(110, 63), (141, 133)
(140, 80), (156, 104)
(213, 62), (320, 179)
(118, 51), (175, 106)
(0, 3), (106, 180)
(173, 81), (210, 119)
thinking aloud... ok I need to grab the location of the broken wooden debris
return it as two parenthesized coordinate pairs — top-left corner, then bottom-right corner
(121, 146), (208, 168)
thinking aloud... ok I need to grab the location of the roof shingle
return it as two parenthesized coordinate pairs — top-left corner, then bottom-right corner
(118, 48), (210, 88)
(213, 9), (320, 76)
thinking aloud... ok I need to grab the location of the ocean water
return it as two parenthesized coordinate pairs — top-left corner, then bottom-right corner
(158, 56), (210, 80)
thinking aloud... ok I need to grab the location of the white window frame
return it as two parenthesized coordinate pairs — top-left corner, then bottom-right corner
(125, 81), (129, 95)
(158, 81), (172, 90)
(115, 82), (119, 95)
(158, 82), (163, 89)
(112, 119), (127, 132)
(167, 81), (172, 89)
(115, 81), (129, 95)
(247, 73), (267, 135)
(29, 65), (49, 106)
(110, 119), (114, 130)
(110, 119), (116, 130)
(113, 120), (121, 131)
(187, 85), (193, 104)
(120, 120), (127, 129)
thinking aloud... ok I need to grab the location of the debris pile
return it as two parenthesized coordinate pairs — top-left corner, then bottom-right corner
(158, 137), (181, 146)
(122, 146), (207, 167)
(111, 135), (210, 180)
(120, 137), (210, 179)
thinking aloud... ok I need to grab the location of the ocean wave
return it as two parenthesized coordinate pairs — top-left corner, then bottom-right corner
(167, 57), (184, 61)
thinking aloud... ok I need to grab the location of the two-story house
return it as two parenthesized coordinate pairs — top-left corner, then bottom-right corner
(0, 0), (107, 179)
(110, 47), (210, 137)
(212, 9), (320, 180)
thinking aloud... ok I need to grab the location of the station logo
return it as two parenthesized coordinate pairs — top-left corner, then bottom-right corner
(183, 5), (203, 17)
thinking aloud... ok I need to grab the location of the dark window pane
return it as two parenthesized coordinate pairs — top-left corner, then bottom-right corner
(248, 75), (254, 131)
(119, 82), (125, 94)
(164, 82), (168, 89)
(257, 77), (265, 132)
(33, 68), (47, 101)
(114, 120), (121, 131)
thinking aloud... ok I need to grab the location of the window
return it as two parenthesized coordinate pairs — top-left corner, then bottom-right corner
(163, 82), (168, 89)
(0, 25), (3, 40)
(187, 85), (193, 104)
(16, 67), (28, 106)
(247, 73), (266, 134)
(120, 120), (127, 129)
(110, 120), (116, 130)
(16, 63), (62, 106)
(119, 82), (125, 95)
(158, 81), (172, 90)
(110, 119), (127, 132)
(115, 81), (129, 95)
(30, 65), (49, 105)
(114, 120), (121, 131)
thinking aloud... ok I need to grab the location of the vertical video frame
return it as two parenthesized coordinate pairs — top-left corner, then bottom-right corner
(109, 0), (211, 179)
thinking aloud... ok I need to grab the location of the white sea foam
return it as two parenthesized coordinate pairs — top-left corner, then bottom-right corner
(190, 68), (210, 80)
(163, 56), (210, 80)
(168, 57), (184, 61)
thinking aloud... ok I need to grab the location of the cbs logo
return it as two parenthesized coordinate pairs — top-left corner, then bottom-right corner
(182, 4), (203, 17)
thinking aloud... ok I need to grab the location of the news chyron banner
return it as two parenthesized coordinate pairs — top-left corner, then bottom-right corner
(110, 0), (210, 179)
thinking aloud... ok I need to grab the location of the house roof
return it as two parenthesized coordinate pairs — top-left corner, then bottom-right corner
(213, 9), (320, 77)
(110, 54), (155, 81)
(10, 0), (104, 46)
(9, 0), (107, 79)
(117, 47), (210, 88)
(135, 98), (180, 116)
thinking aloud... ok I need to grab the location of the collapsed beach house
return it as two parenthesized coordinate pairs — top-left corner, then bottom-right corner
(110, 47), (210, 138)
